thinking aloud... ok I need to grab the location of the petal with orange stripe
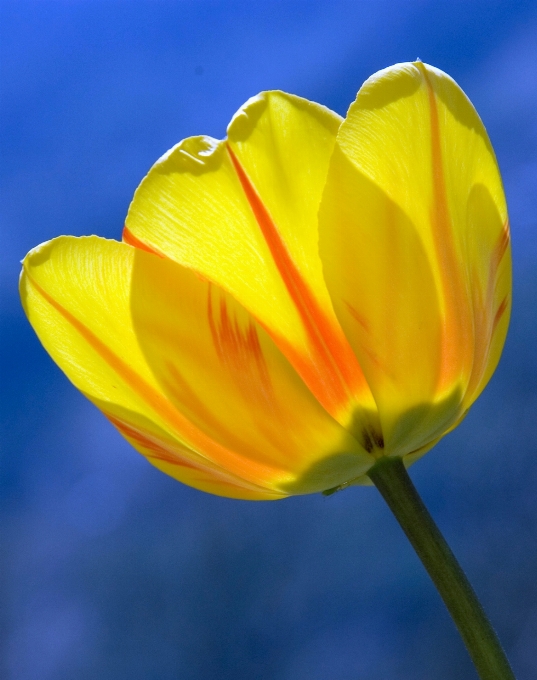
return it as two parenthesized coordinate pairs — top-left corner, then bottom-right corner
(319, 62), (510, 456)
(124, 91), (376, 433)
(20, 236), (373, 498)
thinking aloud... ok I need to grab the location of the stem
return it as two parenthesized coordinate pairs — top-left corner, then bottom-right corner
(367, 456), (515, 680)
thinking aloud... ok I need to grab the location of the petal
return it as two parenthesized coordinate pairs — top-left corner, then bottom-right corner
(463, 185), (511, 407)
(124, 91), (377, 434)
(319, 62), (510, 456)
(20, 236), (373, 498)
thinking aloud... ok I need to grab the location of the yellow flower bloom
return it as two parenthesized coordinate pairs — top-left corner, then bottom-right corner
(20, 62), (511, 499)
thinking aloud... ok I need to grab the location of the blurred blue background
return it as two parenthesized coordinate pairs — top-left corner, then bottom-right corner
(1, 1), (537, 678)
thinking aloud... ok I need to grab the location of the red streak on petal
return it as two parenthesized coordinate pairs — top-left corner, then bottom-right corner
(107, 413), (278, 496)
(463, 220), (510, 402)
(345, 302), (370, 333)
(487, 220), (510, 336)
(492, 219), (510, 273)
(226, 144), (368, 417)
(123, 225), (165, 258)
(492, 295), (508, 332)
(207, 285), (277, 414)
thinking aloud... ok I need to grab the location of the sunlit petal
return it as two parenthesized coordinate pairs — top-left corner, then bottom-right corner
(20, 62), (512, 497)
(124, 91), (376, 430)
(319, 62), (510, 456)
(21, 236), (373, 498)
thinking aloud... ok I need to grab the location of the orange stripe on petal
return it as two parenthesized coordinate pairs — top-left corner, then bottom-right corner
(123, 225), (165, 258)
(26, 272), (285, 490)
(226, 144), (369, 418)
(418, 63), (473, 391)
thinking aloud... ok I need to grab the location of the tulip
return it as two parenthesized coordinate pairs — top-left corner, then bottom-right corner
(20, 62), (515, 679)
(20, 61), (510, 500)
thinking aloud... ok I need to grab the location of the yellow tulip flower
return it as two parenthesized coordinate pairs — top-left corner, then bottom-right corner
(20, 62), (511, 500)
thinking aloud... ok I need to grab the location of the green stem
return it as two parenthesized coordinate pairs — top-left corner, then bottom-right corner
(367, 456), (515, 680)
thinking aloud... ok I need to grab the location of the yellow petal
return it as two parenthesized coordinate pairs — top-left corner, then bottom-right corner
(319, 62), (510, 456)
(124, 91), (376, 431)
(20, 236), (374, 498)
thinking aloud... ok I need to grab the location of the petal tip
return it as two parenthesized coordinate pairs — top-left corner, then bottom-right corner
(153, 135), (225, 175)
(227, 90), (342, 143)
(22, 239), (54, 268)
(352, 62), (423, 112)
(227, 92), (269, 141)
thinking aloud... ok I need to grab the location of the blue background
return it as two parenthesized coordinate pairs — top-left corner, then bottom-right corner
(1, 1), (537, 678)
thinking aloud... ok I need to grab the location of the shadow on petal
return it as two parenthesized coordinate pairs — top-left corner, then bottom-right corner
(356, 63), (421, 110)
(279, 450), (373, 496)
(127, 247), (374, 494)
(387, 388), (463, 457)
(319, 145), (444, 451)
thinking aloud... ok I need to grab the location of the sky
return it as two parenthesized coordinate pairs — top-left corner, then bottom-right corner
(1, 1), (537, 679)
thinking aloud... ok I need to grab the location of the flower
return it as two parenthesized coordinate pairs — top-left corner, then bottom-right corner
(20, 62), (511, 499)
